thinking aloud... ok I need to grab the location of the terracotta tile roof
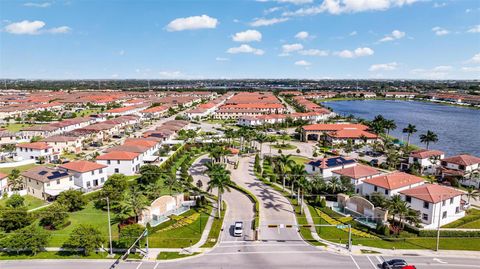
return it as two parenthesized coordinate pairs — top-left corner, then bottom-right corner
(0, 173), (7, 179)
(302, 123), (369, 131)
(308, 156), (355, 169)
(333, 164), (381, 179)
(327, 129), (378, 139)
(400, 184), (464, 203)
(140, 105), (169, 113)
(410, 149), (444, 159)
(96, 151), (140, 160)
(363, 172), (424, 190)
(60, 160), (107, 173)
(106, 145), (150, 153)
(42, 135), (79, 142)
(16, 142), (51, 150)
(442, 154), (480, 166)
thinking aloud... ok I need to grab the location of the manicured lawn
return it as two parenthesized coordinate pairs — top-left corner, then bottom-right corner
(148, 205), (212, 248)
(0, 123), (34, 132)
(0, 195), (47, 210)
(0, 251), (112, 260)
(0, 163), (37, 174)
(271, 143), (297, 150)
(290, 155), (310, 165)
(157, 251), (200, 260)
(442, 209), (480, 229)
(201, 203), (226, 248)
(42, 202), (118, 247)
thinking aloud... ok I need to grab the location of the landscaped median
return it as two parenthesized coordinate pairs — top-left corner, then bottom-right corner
(228, 183), (260, 230)
(201, 201), (226, 248)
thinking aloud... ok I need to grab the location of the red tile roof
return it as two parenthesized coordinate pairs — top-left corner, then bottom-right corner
(302, 123), (369, 131)
(0, 173), (7, 179)
(410, 149), (444, 159)
(60, 160), (107, 173)
(363, 172), (424, 190)
(96, 151), (140, 160)
(400, 184), (464, 203)
(442, 154), (480, 166)
(333, 164), (381, 179)
(327, 129), (377, 139)
(16, 142), (51, 150)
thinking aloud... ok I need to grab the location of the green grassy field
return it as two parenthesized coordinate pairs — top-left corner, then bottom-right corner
(0, 251), (112, 260)
(0, 195), (47, 210)
(157, 251), (200, 260)
(442, 209), (480, 229)
(201, 203), (226, 248)
(0, 163), (37, 174)
(0, 123), (34, 132)
(290, 155), (310, 165)
(271, 143), (297, 150)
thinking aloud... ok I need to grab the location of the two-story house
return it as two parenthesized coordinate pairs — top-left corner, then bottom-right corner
(60, 160), (108, 191)
(439, 154), (480, 188)
(362, 171), (425, 197)
(96, 151), (141, 176)
(306, 156), (357, 178)
(43, 135), (83, 154)
(21, 166), (79, 201)
(331, 164), (382, 194)
(404, 149), (445, 175)
(15, 142), (55, 163)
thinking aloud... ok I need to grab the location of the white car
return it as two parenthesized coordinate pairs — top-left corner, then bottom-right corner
(234, 221), (243, 237)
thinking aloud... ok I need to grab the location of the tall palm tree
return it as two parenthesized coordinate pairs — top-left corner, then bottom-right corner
(7, 169), (23, 191)
(405, 208), (421, 227)
(289, 163), (307, 200)
(402, 124), (417, 147)
(465, 187), (480, 204)
(119, 187), (148, 223)
(256, 133), (268, 156)
(310, 174), (326, 195)
(276, 154), (295, 190)
(164, 173), (181, 195)
(328, 177), (342, 194)
(419, 130), (438, 149)
(296, 176), (311, 214)
(268, 136), (277, 155)
(388, 195), (404, 225)
(384, 119), (397, 135)
(207, 171), (232, 218)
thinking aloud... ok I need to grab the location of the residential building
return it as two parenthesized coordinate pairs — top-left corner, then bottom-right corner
(306, 156), (357, 178)
(21, 166), (78, 201)
(42, 135), (83, 154)
(15, 142), (55, 163)
(96, 151), (141, 176)
(0, 131), (17, 145)
(362, 171), (425, 197)
(439, 154), (480, 188)
(332, 164), (382, 194)
(60, 160), (108, 191)
(402, 149), (445, 175)
(0, 173), (8, 196)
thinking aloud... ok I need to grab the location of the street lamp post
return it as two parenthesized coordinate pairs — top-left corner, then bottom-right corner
(107, 197), (113, 256)
(436, 195), (443, 252)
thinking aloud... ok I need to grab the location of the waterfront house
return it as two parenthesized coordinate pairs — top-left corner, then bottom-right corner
(402, 149), (445, 175)
(439, 154), (480, 188)
(306, 156), (357, 178)
(332, 164), (382, 194)
(362, 171), (425, 197)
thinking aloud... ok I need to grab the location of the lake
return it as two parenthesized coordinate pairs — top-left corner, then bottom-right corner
(322, 100), (480, 157)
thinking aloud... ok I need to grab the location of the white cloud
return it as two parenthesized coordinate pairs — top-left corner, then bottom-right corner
(461, 66), (480, 72)
(3, 20), (71, 35)
(349, 31), (357, 36)
(159, 71), (183, 78)
(166, 15), (218, 32)
(277, 0), (313, 4)
(264, 6), (282, 14)
(294, 60), (311, 66)
(227, 44), (265, 55)
(379, 30), (405, 42)
(23, 2), (51, 8)
(118, 50), (125, 56)
(433, 2), (446, 8)
(295, 31), (309, 40)
(335, 47), (374, 58)
(250, 17), (289, 27)
(411, 65), (453, 78)
(280, 43), (304, 56)
(467, 53), (480, 64)
(283, 0), (418, 16)
(232, 30), (262, 42)
(467, 25), (480, 33)
(298, 49), (328, 56)
(432, 26), (450, 36)
(215, 57), (230, 61)
(48, 26), (71, 34)
(369, 62), (398, 71)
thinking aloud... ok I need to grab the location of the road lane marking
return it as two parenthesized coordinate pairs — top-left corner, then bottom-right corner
(205, 250), (326, 256)
(366, 256), (378, 269)
(349, 255), (361, 269)
(433, 258), (448, 264)
(135, 262), (143, 269)
(376, 256), (383, 263)
(153, 262), (160, 269)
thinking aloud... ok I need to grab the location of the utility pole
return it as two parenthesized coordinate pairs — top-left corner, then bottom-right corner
(436, 195), (443, 251)
(348, 224), (352, 252)
(107, 197), (113, 256)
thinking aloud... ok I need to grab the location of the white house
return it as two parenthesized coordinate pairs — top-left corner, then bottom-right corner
(306, 156), (357, 178)
(400, 184), (465, 229)
(404, 149), (445, 175)
(21, 166), (79, 201)
(362, 171), (425, 197)
(439, 154), (480, 188)
(0, 173), (8, 196)
(332, 164), (382, 195)
(15, 142), (56, 163)
(0, 131), (17, 145)
(96, 151), (141, 176)
(43, 135), (83, 154)
(60, 160), (108, 191)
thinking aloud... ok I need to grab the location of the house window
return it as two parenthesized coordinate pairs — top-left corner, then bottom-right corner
(56, 179), (60, 184)
(442, 200), (446, 206)
(117, 160), (120, 164)
(101, 178), (105, 183)
(406, 196), (412, 203)
(91, 171), (94, 175)
(99, 169), (103, 174)
(86, 181), (91, 188)
(456, 207), (460, 214)
(442, 211), (447, 219)
(384, 189), (389, 195)
(47, 183), (50, 187)
(423, 201), (429, 209)
(107, 160), (111, 165)
(312, 166), (315, 171)
(450, 198), (454, 204)
(459, 165), (465, 170)
(422, 213), (428, 221)
(114, 168), (119, 173)
(374, 186), (378, 192)
(69, 177), (73, 181)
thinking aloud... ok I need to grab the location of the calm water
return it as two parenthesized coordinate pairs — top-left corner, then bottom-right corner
(322, 100), (480, 156)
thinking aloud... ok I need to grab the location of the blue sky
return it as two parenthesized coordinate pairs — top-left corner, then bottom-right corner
(0, 0), (479, 79)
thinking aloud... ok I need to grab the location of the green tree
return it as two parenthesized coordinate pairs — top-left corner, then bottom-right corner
(369, 192), (387, 208)
(402, 124), (417, 147)
(65, 225), (104, 256)
(384, 119), (397, 135)
(207, 167), (232, 218)
(138, 165), (161, 186)
(39, 202), (69, 229)
(5, 194), (24, 208)
(419, 130), (438, 149)
(1, 225), (50, 255)
(7, 169), (23, 191)
(276, 154), (295, 190)
(120, 186), (148, 223)
(117, 224), (145, 248)
(0, 206), (31, 232)
(56, 189), (87, 212)
(466, 187), (480, 204)
(95, 174), (128, 210)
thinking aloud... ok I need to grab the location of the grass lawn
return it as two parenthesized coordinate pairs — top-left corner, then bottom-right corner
(0, 163), (37, 174)
(0, 251), (112, 260)
(157, 251), (200, 260)
(0, 194), (47, 210)
(309, 206), (480, 251)
(201, 203), (226, 248)
(290, 155), (310, 165)
(0, 123), (34, 132)
(42, 202), (118, 247)
(442, 208), (480, 229)
(271, 143), (297, 150)
(148, 205), (212, 248)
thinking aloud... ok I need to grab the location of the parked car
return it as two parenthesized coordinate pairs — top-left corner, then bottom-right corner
(382, 259), (408, 269)
(90, 142), (102, 147)
(234, 221), (243, 237)
(370, 159), (379, 166)
(401, 266), (416, 269)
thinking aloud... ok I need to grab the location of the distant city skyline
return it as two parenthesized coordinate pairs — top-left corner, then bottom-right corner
(0, 0), (479, 80)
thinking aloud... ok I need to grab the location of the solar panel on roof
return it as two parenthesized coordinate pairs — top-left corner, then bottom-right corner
(38, 171), (48, 175)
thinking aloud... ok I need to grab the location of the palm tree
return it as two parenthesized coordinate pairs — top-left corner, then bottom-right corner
(419, 130), (438, 149)
(296, 176), (311, 214)
(256, 133), (268, 156)
(310, 174), (326, 195)
(276, 154), (295, 190)
(288, 163), (307, 201)
(207, 171), (232, 218)
(384, 119), (397, 135)
(386, 149), (401, 169)
(7, 169), (23, 191)
(328, 177), (342, 194)
(388, 195), (404, 227)
(402, 124), (417, 147)
(405, 208), (421, 227)
(465, 187), (480, 204)
(126, 187), (148, 223)
(268, 136), (277, 155)
(164, 173), (181, 195)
